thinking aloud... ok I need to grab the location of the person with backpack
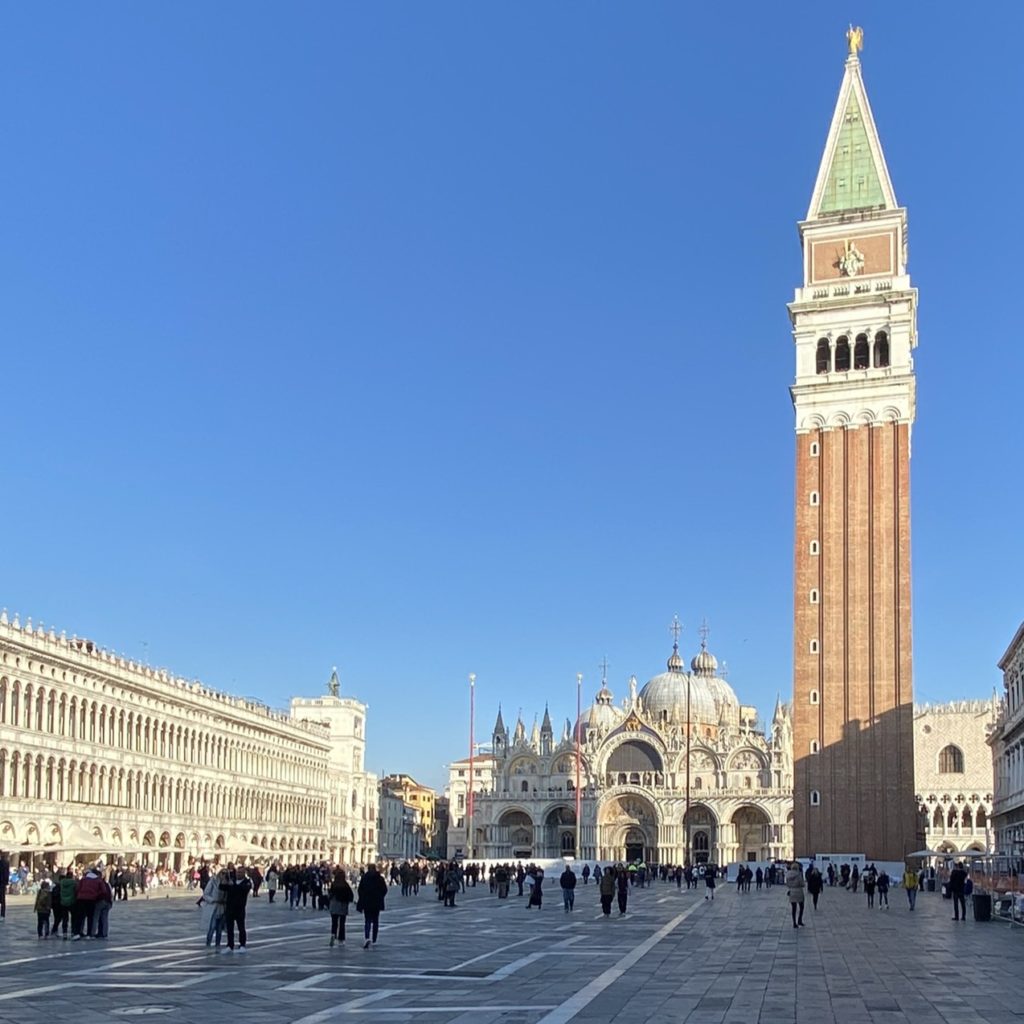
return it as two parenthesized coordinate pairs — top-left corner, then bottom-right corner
(328, 868), (354, 947)
(356, 863), (388, 949)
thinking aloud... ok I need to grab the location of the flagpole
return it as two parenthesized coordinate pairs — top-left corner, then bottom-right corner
(575, 672), (582, 859)
(468, 673), (476, 860)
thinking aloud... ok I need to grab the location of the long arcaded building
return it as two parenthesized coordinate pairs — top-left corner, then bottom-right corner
(0, 610), (378, 868)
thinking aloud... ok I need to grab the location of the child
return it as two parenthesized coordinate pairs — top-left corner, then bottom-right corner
(35, 880), (52, 938)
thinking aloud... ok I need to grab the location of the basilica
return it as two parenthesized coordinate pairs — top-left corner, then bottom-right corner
(466, 631), (795, 866)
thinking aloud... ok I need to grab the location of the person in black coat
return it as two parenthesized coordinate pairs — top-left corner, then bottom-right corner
(356, 864), (388, 949)
(219, 864), (253, 953)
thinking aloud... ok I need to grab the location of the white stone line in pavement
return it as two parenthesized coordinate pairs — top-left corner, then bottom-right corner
(445, 934), (538, 972)
(0, 984), (64, 1002)
(289, 989), (398, 1024)
(533, 899), (704, 1024)
(343, 1006), (558, 1015)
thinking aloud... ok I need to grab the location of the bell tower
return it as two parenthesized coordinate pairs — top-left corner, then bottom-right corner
(789, 30), (919, 862)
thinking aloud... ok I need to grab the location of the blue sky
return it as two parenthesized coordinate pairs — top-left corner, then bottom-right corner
(2, 4), (1021, 791)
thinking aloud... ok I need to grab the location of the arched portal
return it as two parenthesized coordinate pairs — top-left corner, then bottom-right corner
(598, 793), (659, 864)
(732, 805), (771, 862)
(683, 804), (717, 864)
(544, 806), (577, 858)
(498, 810), (534, 859)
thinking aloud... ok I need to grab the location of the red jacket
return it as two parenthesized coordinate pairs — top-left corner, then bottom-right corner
(76, 872), (104, 900)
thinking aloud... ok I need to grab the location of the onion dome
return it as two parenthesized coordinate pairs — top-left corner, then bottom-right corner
(639, 643), (719, 725)
(576, 681), (625, 741)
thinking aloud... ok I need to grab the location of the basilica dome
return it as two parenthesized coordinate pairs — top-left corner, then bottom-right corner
(577, 684), (625, 741)
(639, 642), (738, 726)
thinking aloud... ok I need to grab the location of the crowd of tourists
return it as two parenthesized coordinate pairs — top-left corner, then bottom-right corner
(0, 848), (982, 951)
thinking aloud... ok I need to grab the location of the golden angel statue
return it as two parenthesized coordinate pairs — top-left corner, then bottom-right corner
(846, 24), (864, 55)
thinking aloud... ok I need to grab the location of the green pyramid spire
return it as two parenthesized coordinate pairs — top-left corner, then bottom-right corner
(817, 92), (886, 214)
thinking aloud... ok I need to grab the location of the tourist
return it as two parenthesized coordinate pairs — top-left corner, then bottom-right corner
(516, 864), (526, 897)
(527, 869), (544, 910)
(755, 867), (764, 891)
(266, 865), (279, 903)
(0, 851), (9, 921)
(806, 864), (823, 910)
(877, 869), (890, 909)
(328, 868), (354, 947)
(850, 865), (860, 893)
(863, 864), (877, 908)
(617, 866), (630, 915)
(357, 863), (388, 949)
(704, 865), (716, 901)
(948, 861), (968, 922)
(560, 864), (577, 912)
(204, 869), (227, 948)
(220, 863), (252, 953)
(901, 865), (918, 911)
(52, 868), (75, 939)
(785, 861), (805, 928)
(72, 863), (104, 940)
(94, 868), (114, 939)
(582, 864), (590, 885)
(598, 866), (615, 916)
(443, 863), (460, 908)
(34, 880), (52, 937)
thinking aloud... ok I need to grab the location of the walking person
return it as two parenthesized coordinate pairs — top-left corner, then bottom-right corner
(266, 866), (279, 904)
(704, 866), (716, 901)
(806, 864), (823, 910)
(220, 863), (252, 953)
(786, 861), (806, 928)
(328, 868), (354, 947)
(204, 869), (227, 948)
(616, 867), (629, 915)
(357, 863), (388, 949)
(598, 866), (615, 917)
(948, 862), (968, 922)
(527, 869), (544, 910)
(863, 865), (877, 909)
(582, 864), (591, 886)
(902, 865), (918, 911)
(34, 880), (52, 937)
(559, 864), (576, 912)
(877, 869), (890, 909)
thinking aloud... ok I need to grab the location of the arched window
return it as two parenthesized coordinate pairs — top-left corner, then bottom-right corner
(810, 790), (821, 806)
(873, 331), (890, 368)
(854, 333), (870, 369)
(520, 780), (528, 793)
(938, 745), (964, 774)
(809, 689), (819, 705)
(933, 806), (943, 829)
(815, 338), (831, 374)
(810, 740), (819, 754)
(834, 336), (851, 372)
(962, 806), (973, 829)
(976, 806), (987, 828)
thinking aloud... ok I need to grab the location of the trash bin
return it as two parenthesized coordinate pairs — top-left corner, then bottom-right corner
(926, 878), (936, 892)
(973, 892), (992, 922)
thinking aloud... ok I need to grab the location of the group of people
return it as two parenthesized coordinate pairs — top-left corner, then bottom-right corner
(195, 860), (390, 952)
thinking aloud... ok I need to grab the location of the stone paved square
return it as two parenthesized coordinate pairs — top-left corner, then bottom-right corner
(1, 879), (1021, 1023)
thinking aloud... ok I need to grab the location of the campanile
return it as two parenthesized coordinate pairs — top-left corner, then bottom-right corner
(789, 31), (919, 862)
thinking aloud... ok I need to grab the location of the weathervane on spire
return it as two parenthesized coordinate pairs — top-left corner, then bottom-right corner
(846, 24), (864, 56)
(599, 655), (610, 684)
(699, 618), (710, 651)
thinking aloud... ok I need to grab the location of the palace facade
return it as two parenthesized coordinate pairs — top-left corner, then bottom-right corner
(456, 633), (795, 866)
(990, 622), (1024, 855)
(0, 611), (378, 867)
(914, 700), (998, 855)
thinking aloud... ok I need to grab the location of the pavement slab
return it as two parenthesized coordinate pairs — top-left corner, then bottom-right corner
(0, 879), (1020, 1023)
